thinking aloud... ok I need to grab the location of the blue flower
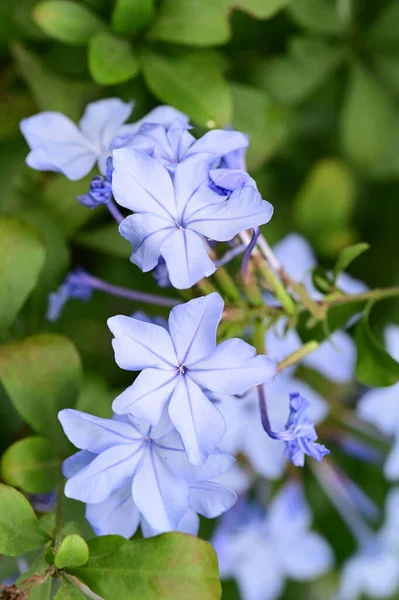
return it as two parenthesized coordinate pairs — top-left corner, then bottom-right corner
(77, 157), (113, 208)
(47, 267), (92, 322)
(357, 325), (399, 480)
(59, 409), (236, 537)
(213, 482), (333, 600)
(215, 375), (328, 479)
(108, 293), (277, 465)
(20, 101), (188, 181)
(112, 149), (274, 288)
(115, 119), (248, 172)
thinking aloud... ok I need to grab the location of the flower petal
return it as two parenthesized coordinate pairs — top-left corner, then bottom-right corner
(279, 532), (333, 580)
(112, 369), (178, 425)
(20, 112), (96, 180)
(303, 331), (356, 384)
(79, 98), (133, 155)
(58, 409), (142, 452)
(112, 147), (177, 218)
(141, 509), (199, 538)
(85, 482), (140, 538)
(189, 482), (237, 518)
(188, 187), (273, 242)
(119, 213), (175, 272)
(187, 130), (248, 159)
(357, 383), (399, 436)
(132, 444), (189, 531)
(119, 105), (189, 139)
(65, 442), (143, 503)
(168, 293), (224, 365)
(168, 376), (226, 465)
(161, 228), (216, 289)
(108, 314), (177, 370)
(189, 338), (277, 395)
(62, 450), (96, 478)
(272, 233), (316, 283)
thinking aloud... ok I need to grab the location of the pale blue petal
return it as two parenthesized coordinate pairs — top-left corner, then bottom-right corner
(119, 105), (189, 138)
(168, 293), (224, 365)
(112, 148), (177, 218)
(189, 482), (237, 518)
(339, 553), (399, 600)
(385, 436), (399, 481)
(243, 419), (286, 480)
(213, 463), (253, 495)
(357, 383), (399, 436)
(166, 122), (195, 162)
(173, 158), (225, 220)
(65, 442), (144, 503)
(119, 213), (174, 272)
(303, 331), (356, 383)
(235, 550), (284, 600)
(108, 314), (177, 370)
(168, 376), (226, 465)
(141, 509), (199, 538)
(209, 168), (256, 191)
(265, 318), (302, 366)
(79, 98), (133, 171)
(268, 482), (311, 538)
(20, 112), (96, 180)
(112, 369), (178, 424)
(132, 444), (189, 531)
(188, 187), (273, 241)
(189, 338), (277, 395)
(272, 233), (316, 283)
(380, 488), (399, 551)
(155, 429), (234, 481)
(160, 229), (216, 289)
(85, 482), (140, 538)
(279, 532), (333, 580)
(337, 272), (368, 295)
(386, 325), (399, 362)
(58, 409), (142, 453)
(186, 130), (248, 158)
(62, 450), (95, 478)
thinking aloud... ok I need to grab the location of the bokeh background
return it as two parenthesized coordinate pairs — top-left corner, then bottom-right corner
(0, 0), (398, 597)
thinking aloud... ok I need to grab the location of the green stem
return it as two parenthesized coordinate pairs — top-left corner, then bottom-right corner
(256, 259), (296, 316)
(213, 267), (244, 305)
(196, 278), (218, 296)
(253, 320), (266, 354)
(277, 341), (319, 372)
(323, 286), (399, 307)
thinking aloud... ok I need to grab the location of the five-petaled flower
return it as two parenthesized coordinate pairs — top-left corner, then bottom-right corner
(108, 293), (277, 465)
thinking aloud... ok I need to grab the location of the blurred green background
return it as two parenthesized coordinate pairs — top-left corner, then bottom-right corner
(0, 0), (398, 597)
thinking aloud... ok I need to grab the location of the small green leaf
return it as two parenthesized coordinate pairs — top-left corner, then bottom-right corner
(340, 64), (394, 170)
(74, 223), (131, 258)
(0, 334), (82, 450)
(112, 0), (154, 36)
(71, 532), (221, 600)
(230, 83), (288, 171)
(55, 534), (89, 569)
(252, 37), (342, 105)
(141, 48), (231, 127)
(0, 484), (49, 556)
(311, 267), (334, 294)
(368, 1), (399, 50)
(89, 32), (139, 86)
(356, 303), (399, 387)
(87, 535), (126, 557)
(54, 579), (87, 599)
(294, 159), (355, 256)
(333, 243), (370, 279)
(33, 1), (105, 46)
(0, 217), (45, 334)
(288, 0), (341, 35)
(1, 436), (60, 494)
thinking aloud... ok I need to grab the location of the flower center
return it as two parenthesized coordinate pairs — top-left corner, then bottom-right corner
(178, 364), (187, 375)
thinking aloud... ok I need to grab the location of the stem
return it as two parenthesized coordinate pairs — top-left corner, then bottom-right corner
(213, 267), (244, 304)
(241, 227), (260, 280)
(54, 480), (65, 549)
(277, 341), (319, 372)
(322, 286), (399, 307)
(106, 199), (124, 224)
(196, 278), (218, 296)
(83, 274), (181, 308)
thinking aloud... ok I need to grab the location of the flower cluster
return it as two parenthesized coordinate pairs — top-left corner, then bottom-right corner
(20, 97), (397, 600)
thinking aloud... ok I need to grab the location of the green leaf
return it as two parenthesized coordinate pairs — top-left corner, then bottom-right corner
(1, 436), (60, 494)
(356, 303), (399, 387)
(71, 533), (221, 600)
(75, 375), (114, 418)
(373, 53), (399, 95)
(294, 159), (356, 256)
(33, 1), (105, 46)
(15, 555), (52, 599)
(55, 534), (89, 569)
(89, 32), (139, 85)
(311, 267), (334, 294)
(252, 37), (342, 105)
(368, 1), (399, 50)
(149, 0), (291, 46)
(87, 535), (126, 557)
(0, 334), (82, 450)
(11, 44), (96, 120)
(0, 484), (49, 555)
(74, 223), (132, 259)
(340, 64), (394, 171)
(371, 108), (399, 179)
(333, 243), (370, 279)
(230, 83), (288, 171)
(54, 580), (87, 599)
(288, 0), (341, 36)
(0, 217), (45, 334)
(141, 48), (231, 127)
(112, 0), (154, 36)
